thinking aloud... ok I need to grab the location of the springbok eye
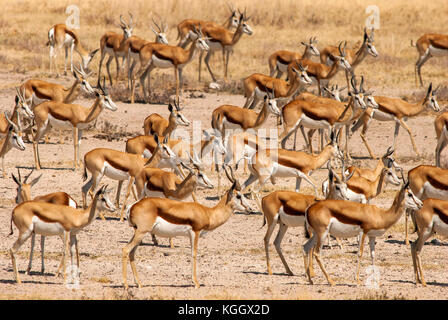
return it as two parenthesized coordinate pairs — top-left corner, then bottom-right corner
(236, 195), (241, 199)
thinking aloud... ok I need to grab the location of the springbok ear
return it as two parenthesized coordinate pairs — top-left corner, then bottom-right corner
(163, 135), (169, 144)
(15, 95), (19, 104)
(154, 133), (160, 145)
(168, 103), (174, 113)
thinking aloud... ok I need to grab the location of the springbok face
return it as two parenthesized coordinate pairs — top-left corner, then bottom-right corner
(403, 186), (423, 211)
(365, 94), (378, 109)
(168, 102), (191, 127)
(151, 16), (169, 44)
(364, 28), (378, 57)
(118, 13), (133, 39)
(348, 75), (369, 109)
(302, 37), (320, 56)
(9, 126), (25, 151)
(204, 130), (226, 155)
(15, 89), (34, 119)
(426, 83), (441, 112)
(97, 186), (116, 212)
(155, 135), (179, 162)
(81, 49), (99, 71)
(11, 169), (41, 204)
(96, 77), (118, 111)
(195, 169), (214, 189)
(230, 12), (239, 28)
(323, 85), (346, 102)
(73, 64), (95, 95)
(326, 163), (354, 201)
(292, 64), (313, 85)
(384, 168), (401, 186)
(328, 130), (343, 160)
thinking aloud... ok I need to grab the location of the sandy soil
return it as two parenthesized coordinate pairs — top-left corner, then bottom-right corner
(0, 71), (447, 300)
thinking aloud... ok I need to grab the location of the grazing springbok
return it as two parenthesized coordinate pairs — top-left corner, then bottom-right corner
(47, 24), (99, 76)
(303, 180), (423, 286)
(9, 185), (116, 284)
(11, 168), (78, 276)
(122, 165), (252, 289)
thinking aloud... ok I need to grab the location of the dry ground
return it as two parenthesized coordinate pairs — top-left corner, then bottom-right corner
(0, 70), (448, 300)
(1, 0), (448, 301)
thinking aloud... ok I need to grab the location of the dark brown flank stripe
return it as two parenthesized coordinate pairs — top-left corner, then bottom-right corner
(346, 182), (367, 195)
(302, 108), (335, 122)
(276, 154), (307, 172)
(427, 174), (448, 191)
(49, 110), (71, 122)
(145, 177), (164, 193)
(429, 40), (448, 50)
(276, 55), (290, 66)
(433, 206), (448, 225)
(282, 202), (306, 216)
(105, 42), (115, 49)
(32, 87), (53, 101)
(158, 210), (194, 226)
(130, 45), (140, 53)
(255, 81), (272, 93)
(105, 155), (131, 173)
(153, 51), (175, 64)
(332, 210), (363, 226)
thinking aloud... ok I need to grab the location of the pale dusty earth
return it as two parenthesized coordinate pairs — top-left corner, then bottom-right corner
(0, 70), (448, 300)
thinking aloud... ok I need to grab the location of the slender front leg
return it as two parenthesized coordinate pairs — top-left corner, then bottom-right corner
(356, 232), (366, 285)
(73, 127), (79, 170)
(190, 230), (200, 288)
(120, 177), (135, 221)
(399, 119), (420, 156)
(26, 233), (36, 275)
(122, 230), (146, 289)
(273, 222), (293, 276)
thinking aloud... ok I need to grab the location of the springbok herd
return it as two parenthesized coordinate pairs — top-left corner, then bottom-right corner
(3, 5), (448, 291)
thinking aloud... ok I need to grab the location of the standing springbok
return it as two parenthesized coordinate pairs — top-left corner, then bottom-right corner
(350, 83), (440, 158)
(198, 9), (253, 83)
(242, 62), (312, 110)
(261, 184), (353, 276)
(411, 198), (448, 286)
(32, 78), (117, 170)
(242, 130), (343, 210)
(320, 28), (378, 88)
(47, 24), (99, 76)
(124, 16), (169, 89)
(286, 42), (352, 96)
(303, 180), (423, 286)
(268, 37), (320, 79)
(411, 33), (448, 87)
(9, 185), (115, 284)
(143, 100), (191, 137)
(98, 13), (134, 86)
(11, 168), (78, 276)
(130, 27), (209, 103)
(122, 166), (252, 289)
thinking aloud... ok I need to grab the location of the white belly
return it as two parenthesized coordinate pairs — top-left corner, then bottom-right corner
(68, 198), (77, 209)
(208, 41), (223, 51)
(32, 216), (65, 236)
(144, 190), (165, 198)
(64, 34), (74, 46)
(151, 216), (192, 238)
(366, 228), (387, 237)
(276, 61), (288, 72)
(102, 162), (130, 181)
(223, 119), (243, 131)
(329, 218), (362, 239)
(433, 215), (448, 236)
(372, 110), (396, 122)
(48, 114), (73, 129)
(428, 45), (448, 57)
(279, 208), (305, 227)
(422, 182), (448, 200)
(151, 55), (174, 68)
(273, 163), (300, 178)
(300, 115), (331, 130)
